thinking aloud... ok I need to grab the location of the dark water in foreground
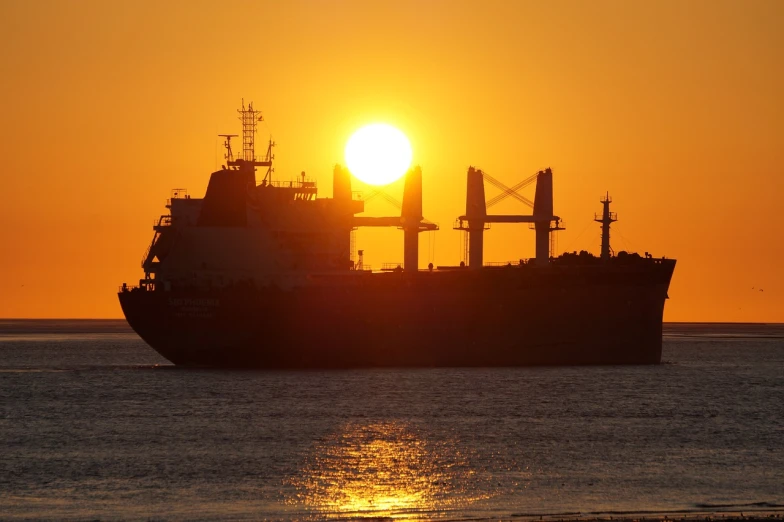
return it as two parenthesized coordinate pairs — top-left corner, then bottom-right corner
(1, 321), (782, 521)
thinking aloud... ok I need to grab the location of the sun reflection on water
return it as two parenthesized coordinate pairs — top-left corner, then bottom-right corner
(289, 421), (486, 519)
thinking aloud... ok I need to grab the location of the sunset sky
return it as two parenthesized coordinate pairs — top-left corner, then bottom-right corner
(1, 0), (782, 321)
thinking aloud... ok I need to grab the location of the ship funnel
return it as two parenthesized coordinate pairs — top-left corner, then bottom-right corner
(533, 168), (553, 265)
(333, 164), (352, 203)
(401, 166), (423, 272)
(334, 165), (355, 269)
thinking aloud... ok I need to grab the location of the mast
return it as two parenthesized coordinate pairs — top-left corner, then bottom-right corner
(218, 134), (237, 163)
(594, 192), (617, 260)
(225, 100), (275, 181)
(239, 100), (261, 162)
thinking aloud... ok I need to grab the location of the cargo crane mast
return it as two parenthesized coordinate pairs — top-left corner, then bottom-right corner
(594, 192), (617, 260)
(357, 187), (439, 269)
(454, 168), (564, 267)
(335, 165), (438, 272)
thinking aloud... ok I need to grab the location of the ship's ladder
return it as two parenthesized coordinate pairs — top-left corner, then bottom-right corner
(141, 215), (174, 276)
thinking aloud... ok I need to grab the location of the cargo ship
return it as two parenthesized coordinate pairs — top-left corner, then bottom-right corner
(118, 102), (676, 367)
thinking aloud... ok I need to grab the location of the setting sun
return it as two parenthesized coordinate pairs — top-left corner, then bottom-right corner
(344, 123), (412, 186)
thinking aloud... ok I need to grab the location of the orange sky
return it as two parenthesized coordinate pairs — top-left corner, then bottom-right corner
(0, 0), (782, 321)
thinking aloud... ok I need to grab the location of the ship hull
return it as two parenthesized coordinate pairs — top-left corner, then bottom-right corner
(119, 260), (675, 368)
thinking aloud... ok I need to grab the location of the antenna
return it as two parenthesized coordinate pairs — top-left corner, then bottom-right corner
(218, 134), (238, 164)
(226, 100), (274, 178)
(239, 98), (263, 162)
(262, 137), (275, 183)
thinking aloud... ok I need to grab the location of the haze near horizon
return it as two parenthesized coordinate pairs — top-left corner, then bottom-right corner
(0, 0), (782, 321)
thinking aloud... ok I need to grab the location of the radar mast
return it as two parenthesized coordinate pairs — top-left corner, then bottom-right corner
(218, 134), (237, 163)
(224, 99), (275, 181)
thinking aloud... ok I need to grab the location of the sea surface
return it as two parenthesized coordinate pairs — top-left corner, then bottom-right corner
(1, 320), (782, 521)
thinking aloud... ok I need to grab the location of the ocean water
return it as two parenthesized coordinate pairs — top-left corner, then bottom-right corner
(1, 320), (782, 521)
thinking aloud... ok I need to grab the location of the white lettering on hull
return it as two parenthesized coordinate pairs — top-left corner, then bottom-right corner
(168, 297), (220, 318)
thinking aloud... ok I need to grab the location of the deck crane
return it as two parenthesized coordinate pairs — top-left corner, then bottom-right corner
(454, 168), (564, 267)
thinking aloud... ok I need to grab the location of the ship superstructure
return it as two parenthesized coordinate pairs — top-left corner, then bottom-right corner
(119, 102), (675, 368)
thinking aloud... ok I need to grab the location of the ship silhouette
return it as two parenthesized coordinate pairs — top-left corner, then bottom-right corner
(118, 101), (676, 367)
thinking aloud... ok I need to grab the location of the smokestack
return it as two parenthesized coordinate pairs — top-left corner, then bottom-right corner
(334, 165), (354, 269)
(333, 164), (352, 203)
(401, 166), (423, 272)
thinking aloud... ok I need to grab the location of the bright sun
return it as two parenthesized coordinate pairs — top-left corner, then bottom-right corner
(345, 123), (412, 186)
